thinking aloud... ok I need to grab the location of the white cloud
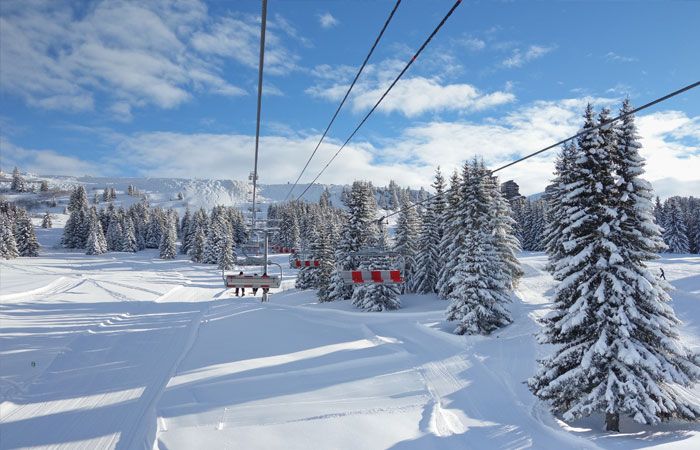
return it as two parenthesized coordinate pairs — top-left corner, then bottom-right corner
(318, 12), (338, 29)
(605, 52), (638, 63)
(4, 98), (697, 198)
(0, 138), (103, 176)
(0, 0), (303, 116)
(307, 59), (514, 117)
(191, 13), (300, 76)
(459, 37), (486, 51)
(350, 77), (515, 117)
(502, 45), (554, 68)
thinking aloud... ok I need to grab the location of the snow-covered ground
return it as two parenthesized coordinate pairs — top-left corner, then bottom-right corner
(1, 226), (699, 449)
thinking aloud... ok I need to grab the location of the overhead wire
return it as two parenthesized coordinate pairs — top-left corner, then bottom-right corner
(250, 0), (268, 231)
(378, 79), (700, 222)
(295, 0), (464, 201)
(284, 0), (403, 201)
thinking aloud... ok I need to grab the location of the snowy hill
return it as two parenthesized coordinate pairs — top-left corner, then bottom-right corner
(0, 173), (350, 213)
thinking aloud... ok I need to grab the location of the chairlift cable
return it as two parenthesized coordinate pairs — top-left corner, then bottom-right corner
(284, 0), (403, 201)
(295, 0), (464, 201)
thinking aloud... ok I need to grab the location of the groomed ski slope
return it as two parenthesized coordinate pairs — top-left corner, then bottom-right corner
(1, 225), (699, 449)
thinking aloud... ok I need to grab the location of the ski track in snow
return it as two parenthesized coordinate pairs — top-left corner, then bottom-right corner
(1, 231), (699, 449)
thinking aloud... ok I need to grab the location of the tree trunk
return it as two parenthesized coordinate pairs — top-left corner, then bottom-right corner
(605, 412), (620, 432)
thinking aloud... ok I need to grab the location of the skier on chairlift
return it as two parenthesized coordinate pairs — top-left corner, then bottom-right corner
(235, 271), (245, 297)
(261, 272), (270, 299)
(252, 273), (259, 296)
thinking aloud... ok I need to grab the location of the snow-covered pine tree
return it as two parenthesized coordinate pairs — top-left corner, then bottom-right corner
(217, 231), (235, 270)
(0, 216), (19, 259)
(188, 208), (208, 262)
(543, 141), (579, 273)
(145, 210), (163, 249)
(394, 191), (421, 293)
(15, 212), (40, 257)
(41, 212), (52, 228)
(319, 188), (332, 208)
(653, 196), (666, 229)
(445, 160), (512, 334)
(530, 103), (700, 432)
(203, 210), (224, 264)
(180, 208), (191, 254)
(316, 221), (337, 302)
(85, 209), (107, 255)
(159, 215), (177, 259)
(121, 216), (138, 252)
(412, 168), (447, 294)
(351, 225), (401, 311)
(663, 200), (690, 253)
(332, 181), (379, 303)
(62, 186), (90, 249)
(437, 169), (466, 300)
(190, 227), (206, 263)
(11, 167), (27, 192)
(106, 217), (124, 252)
(295, 221), (320, 290)
(486, 171), (523, 288)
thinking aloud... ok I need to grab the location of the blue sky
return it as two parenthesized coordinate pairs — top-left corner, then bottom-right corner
(1, 0), (699, 197)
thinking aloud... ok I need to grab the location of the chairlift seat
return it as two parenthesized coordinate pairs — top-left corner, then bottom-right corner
(224, 274), (281, 289)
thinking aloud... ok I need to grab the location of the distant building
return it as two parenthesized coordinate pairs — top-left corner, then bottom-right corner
(500, 180), (523, 201)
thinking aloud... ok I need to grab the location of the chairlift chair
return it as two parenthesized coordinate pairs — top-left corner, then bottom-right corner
(222, 262), (283, 290)
(290, 253), (320, 269)
(339, 248), (405, 285)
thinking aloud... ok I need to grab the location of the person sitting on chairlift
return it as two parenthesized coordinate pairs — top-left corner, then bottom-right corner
(235, 271), (245, 297)
(261, 272), (270, 295)
(252, 273), (259, 296)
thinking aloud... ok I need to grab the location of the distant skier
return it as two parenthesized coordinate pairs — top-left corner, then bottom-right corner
(235, 271), (245, 297)
(659, 268), (666, 280)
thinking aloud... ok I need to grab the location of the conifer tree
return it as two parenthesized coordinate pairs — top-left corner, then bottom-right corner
(106, 211), (124, 252)
(40, 180), (49, 192)
(180, 208), (192, 254)
(159, 216), (177, 259)
(530, 103), (700, 432)
(85, 209), (107, 255)
(437, 169), (466, 299)
(41, 212), (52, 229)
(121, 216), (138, 252)
(446, 160), (512, 334)
(486, 172), (523, 288)
(15, 212), (40, 257)
(0, 216), (19, 259)
(663, 200), (690, 253)
(394, 191), (421, 293)
(145, 211), (163, 249)
(543, 141), (579, 273)
(351, 230), (401, 311)
(11, 167), (27, 192)
(295, 222), (320, 290)
(316, 222), (337, 302)
(329, 181), (378, 303)
(217, 232), (235, 270)
(189, 227), (206, 263)
(413, 168), (446, 294)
